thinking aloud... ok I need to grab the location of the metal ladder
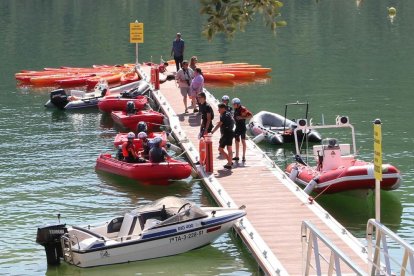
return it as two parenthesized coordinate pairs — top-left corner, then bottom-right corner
(302, 219), (414, 275)
(301, 220), (366, 275)
(366, 219), (414, 276)
(61, 235), (74, 265)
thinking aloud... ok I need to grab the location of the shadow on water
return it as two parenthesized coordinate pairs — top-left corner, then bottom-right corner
(96, 171), (194, 202)
(316, 190), (402, 237)
(45, 239), (250, 276)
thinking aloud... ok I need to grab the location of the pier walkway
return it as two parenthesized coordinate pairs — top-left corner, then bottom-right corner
(140, 66), (369, 275)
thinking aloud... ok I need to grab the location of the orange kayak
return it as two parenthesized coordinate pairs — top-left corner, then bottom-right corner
(205, 67), (272, 75)
(86, 73), (123, 89)
(203, 72), (235, 82)
(120, 71), (139, 85)
(206, 70), (255, 79)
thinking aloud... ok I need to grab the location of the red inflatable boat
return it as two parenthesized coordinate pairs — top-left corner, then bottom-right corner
(285, 117), (402, 194)
(95, 154), (192, 185)
(113, 132), (168, 148)
(98, 96), (148, 113)
(111, 110), (165, 131)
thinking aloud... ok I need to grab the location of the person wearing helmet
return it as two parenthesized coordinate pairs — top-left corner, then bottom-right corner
(149, 137), (170, 163)
(232, 98), (252, 163)
(136, 121), (148, 134)
(211, 103), (234, 170)
(137, 131), (150, 159)
(221, 95), (232, 113)
(122, 132), (141, 163)
(126, 101), (136, 115)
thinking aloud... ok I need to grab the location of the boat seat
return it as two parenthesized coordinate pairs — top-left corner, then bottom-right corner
(118, 213), (142, 240)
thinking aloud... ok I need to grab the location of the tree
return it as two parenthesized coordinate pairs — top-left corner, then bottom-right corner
(199, 0), (286, 40)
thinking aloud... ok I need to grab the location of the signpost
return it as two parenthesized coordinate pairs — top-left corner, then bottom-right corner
(373, 119), (382, 222)
(130, 21), (144, 65)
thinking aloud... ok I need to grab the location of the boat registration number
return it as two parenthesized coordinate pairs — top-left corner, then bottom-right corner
(169, 230), (204, 243)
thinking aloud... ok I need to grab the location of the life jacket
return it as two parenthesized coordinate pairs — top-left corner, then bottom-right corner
(122, 141), (136, 158)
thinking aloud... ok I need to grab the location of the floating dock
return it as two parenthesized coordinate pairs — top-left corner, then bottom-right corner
(140, 66), (369, 275)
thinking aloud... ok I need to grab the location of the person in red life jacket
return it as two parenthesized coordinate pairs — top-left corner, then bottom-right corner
(232, 98), (252, 163)
(211, 103), (234, 170)
(149, 137), (170, 163)
(122, 132), (143, 163)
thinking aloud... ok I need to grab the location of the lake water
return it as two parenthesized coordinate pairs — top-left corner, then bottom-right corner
(0, 0), (413, 275)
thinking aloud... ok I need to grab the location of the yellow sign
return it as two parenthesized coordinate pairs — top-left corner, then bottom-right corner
(374, 124), (382, 181)
(130, 22), (144, 43)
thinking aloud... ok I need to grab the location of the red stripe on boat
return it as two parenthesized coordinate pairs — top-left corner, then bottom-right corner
(207, 226), (221, 233)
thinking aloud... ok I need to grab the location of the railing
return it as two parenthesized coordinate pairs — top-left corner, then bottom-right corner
(366, 218), (414, 276)
(301, 220), (367, 276)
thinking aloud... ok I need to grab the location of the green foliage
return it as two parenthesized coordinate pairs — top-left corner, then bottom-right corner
(199, 0), (286, 40)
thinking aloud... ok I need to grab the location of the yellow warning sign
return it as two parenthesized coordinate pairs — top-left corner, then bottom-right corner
(374, 124), (382, 181)
(130, 22), (144, 43)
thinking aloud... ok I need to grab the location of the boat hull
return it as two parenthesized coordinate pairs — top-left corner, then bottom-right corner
(69, 219), (236, 268)
(111, 110), (165, 131)
(98, 96), (148, 113)
(95, 154), (192, 184)
(286, 162), (402, 194)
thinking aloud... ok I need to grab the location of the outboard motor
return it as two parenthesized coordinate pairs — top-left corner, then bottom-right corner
(126, 101), (136, 115)
(50, 89), (69, 109)
(36, 224), (67, 265)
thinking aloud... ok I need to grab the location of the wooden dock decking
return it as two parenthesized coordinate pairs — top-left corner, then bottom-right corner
(140, 66), (369, 275)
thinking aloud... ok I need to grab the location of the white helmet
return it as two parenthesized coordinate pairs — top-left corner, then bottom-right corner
(137, 132), (148, 139)
(127, 132), (135, 139)
(232, 98), (241, 104)
(222, 95), (230, 101)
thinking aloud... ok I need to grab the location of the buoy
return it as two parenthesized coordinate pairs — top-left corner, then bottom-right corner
(252, 133), (265, 143)
(289, 166), (299, 181)
(304, 178), (319, 194)
(166, 142), (183, 154)
(388, 7), (396, 16)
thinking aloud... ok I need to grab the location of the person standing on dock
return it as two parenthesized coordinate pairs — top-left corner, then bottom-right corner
(171, 33), (185, 71)
(189, 56), (198, 71)
(176, 60), (194, 113)
(190, 68), (204, 112)
(211, 103), (234, 170)
(197, 92), (214, 138)
(232, 98), (252, 163)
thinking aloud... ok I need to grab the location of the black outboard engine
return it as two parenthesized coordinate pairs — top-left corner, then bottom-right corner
(50, 89), (69, 109)
(136, 121), (148, 133)
(126, 101), (136, 115)
(36, 224), (67, 265)
(121, 81), (151, 98)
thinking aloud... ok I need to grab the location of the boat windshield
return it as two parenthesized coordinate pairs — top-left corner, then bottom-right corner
(130, 196), (208, 226)
(157, 204), (207, 227)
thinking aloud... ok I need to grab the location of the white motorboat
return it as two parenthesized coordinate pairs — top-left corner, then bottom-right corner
(44, 80), (150, 110)
(36, 196), (246, 268)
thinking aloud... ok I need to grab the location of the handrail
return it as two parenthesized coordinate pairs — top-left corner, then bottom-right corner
(301, 220), (367, 276)
(366, 218), (414, 276)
